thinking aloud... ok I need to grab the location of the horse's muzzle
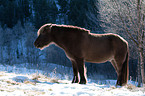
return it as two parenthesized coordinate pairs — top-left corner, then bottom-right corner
(34, 40), (40, 48)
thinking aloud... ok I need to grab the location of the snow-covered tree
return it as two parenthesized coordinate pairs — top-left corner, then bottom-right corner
(99, 0), (145, 86)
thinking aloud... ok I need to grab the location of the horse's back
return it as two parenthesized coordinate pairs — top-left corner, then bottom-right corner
(82, 33), (128, 63)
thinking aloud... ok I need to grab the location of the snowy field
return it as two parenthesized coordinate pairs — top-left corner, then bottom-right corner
(0, 64), (145, 96)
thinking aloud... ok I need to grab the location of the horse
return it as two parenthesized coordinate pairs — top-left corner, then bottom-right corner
(34, 23), (129, 86)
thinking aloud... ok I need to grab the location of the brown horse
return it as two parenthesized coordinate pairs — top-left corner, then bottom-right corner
(34, 24), (129, 86)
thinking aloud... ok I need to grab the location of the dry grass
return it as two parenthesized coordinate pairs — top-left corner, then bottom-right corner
(126, 84), (136, 90)
(0, 72), (8, 77)
(31, 73), (59, 84)
(24, 80), (36, 85)
(24, 90), (45, 96)
(1, 79), (20, 85)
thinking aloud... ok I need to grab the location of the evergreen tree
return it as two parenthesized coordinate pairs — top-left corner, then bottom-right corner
(67, 0), (101, 31)
(57, 0), (69, 24)
(0, 0), (32, 28)
(16, 0), (32, 25)
(57, 0), (68, 13)
(0, 0), (17, 28)
(22, 0), (32, 21)
(33, 0), (58, 29)
(68, 0), (89, 27)
(86, 0), (102, 32)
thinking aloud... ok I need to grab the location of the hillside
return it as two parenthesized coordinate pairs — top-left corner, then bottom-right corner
(0, 64), (144, 96)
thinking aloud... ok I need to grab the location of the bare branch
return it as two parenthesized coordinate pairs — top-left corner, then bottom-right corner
(113, 0), (139, 46)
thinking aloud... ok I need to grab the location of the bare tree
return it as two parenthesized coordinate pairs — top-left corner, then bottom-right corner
(99, 0), (145, 86)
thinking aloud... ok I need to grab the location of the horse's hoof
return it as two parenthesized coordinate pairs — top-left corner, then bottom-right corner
(79, 81), (86, 84)
(72, 80), (79, 83)
(116, 83), (126, 87)
(116, 80), (127, 86)
(72, 81), (79, 83)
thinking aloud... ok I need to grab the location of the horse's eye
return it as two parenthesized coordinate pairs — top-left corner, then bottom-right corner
(42, 30), (45, 34)
(41, 29), (46, 34)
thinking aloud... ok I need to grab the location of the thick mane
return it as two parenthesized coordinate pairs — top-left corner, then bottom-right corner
(52, 24), (90, 33)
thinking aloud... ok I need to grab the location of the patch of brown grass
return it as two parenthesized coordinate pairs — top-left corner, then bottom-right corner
(0, 72), (7, 77)
(126, 84), (136, 90)
(24, 80), (36, 85)
(31, 73), (59, 84)
(1, 79), (20, 85)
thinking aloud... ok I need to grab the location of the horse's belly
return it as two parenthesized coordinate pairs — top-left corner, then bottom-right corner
(83, 43), (114, 63)
(84, 51), (114, 63)
(85, 56), (113, 63)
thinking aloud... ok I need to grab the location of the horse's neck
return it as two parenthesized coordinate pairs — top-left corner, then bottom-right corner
(51, 27), (68, 50)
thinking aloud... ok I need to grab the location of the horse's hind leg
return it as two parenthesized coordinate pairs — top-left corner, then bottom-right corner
(111, 60), (118, 73)
(113, 52), (129, 86)
(111, 59), (123, 86)
(71, 60), (79, 83)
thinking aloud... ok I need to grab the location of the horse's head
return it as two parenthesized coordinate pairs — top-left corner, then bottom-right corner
(34, 24), (52, 50)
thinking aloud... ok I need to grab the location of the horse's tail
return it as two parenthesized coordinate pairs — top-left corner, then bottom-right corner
(120, 51), (129, 86)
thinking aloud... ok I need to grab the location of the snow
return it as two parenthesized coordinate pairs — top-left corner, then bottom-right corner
(0, 64), (145, 96)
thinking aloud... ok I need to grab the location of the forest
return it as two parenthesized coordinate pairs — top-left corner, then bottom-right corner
(0, 0), (145, 86)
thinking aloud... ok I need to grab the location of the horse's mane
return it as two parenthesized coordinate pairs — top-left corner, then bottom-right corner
(52, 24), (90, 33)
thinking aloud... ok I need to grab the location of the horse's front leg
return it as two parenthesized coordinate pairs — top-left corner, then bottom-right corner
(71, 60), (79, 83)
(75, 58), (87, 84)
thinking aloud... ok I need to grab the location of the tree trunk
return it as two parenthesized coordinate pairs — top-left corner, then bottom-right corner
(138, 44), (145, 87)
(137, 0), (145, 86)
(137, 52), (142, 87)
(139, 47), (145, 84)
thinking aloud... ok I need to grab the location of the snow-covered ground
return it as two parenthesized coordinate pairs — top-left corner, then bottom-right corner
(0, 64), (144, 96)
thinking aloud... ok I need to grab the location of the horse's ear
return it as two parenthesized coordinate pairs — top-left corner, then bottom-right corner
(46, 23), (52, 27)
(46, 23), (52, 33)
